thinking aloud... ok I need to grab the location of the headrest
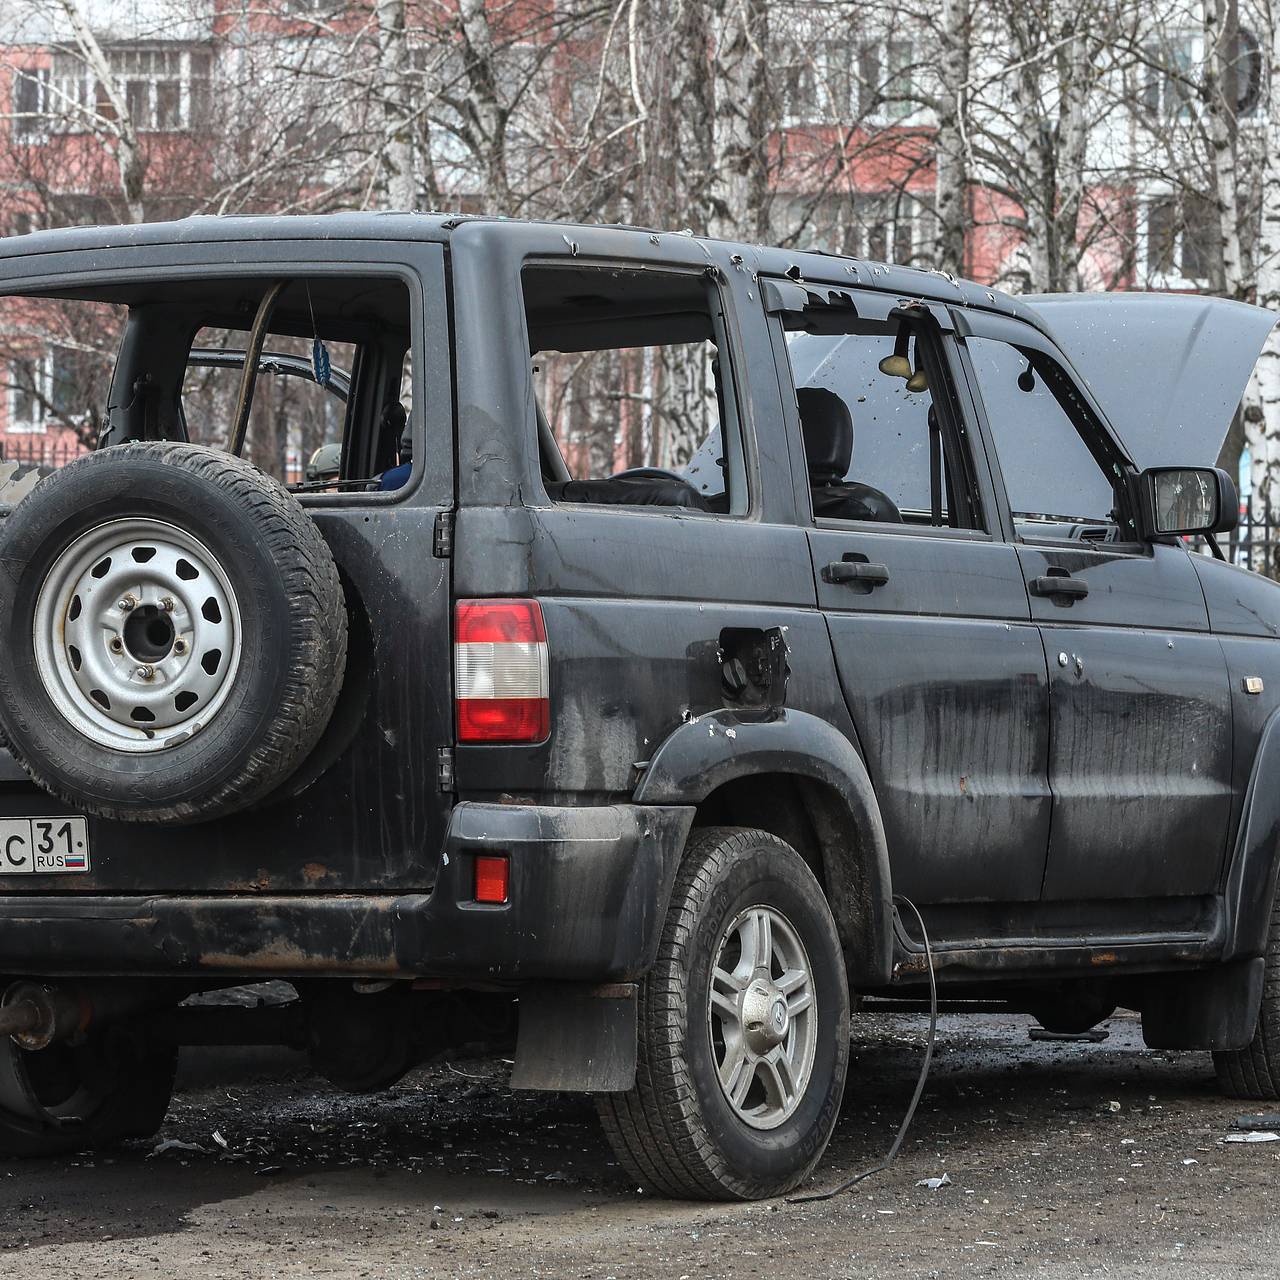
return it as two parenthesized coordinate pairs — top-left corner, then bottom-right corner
(797, 387), (853, 485)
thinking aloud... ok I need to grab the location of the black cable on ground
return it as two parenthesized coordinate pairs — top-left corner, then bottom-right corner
(787, 893), (938, 1204)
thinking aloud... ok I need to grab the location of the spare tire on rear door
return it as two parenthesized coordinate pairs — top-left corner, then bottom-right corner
(0, 442), (347, 824)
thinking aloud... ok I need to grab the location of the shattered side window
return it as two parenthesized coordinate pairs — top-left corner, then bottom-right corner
(780, 315), (982, 531)
(786, 327), (938, 519)
(967, 337), (1124, 531)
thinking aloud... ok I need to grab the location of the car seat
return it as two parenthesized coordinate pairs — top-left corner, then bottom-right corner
(798, 386), (903, 523)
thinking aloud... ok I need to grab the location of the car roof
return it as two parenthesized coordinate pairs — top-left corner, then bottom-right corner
(0, 212), (1037, 325)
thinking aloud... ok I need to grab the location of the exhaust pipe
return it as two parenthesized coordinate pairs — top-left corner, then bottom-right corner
(0, 982), (89, 1050)
(0, 996), (40, 1039)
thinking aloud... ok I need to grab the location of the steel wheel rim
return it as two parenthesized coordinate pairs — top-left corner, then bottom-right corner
(33, 518), (242, 753)
(707, 903), (818, 1130)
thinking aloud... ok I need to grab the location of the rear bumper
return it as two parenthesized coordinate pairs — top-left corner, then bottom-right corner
(0, 802), (695, 983)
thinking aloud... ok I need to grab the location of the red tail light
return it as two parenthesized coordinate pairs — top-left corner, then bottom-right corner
(455, 599), (550, 743)
(473, 854), (510, 904)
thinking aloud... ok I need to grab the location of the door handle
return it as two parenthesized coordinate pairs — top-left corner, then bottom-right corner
(1030, 574), (1089, 600)
(823, 560), (890, 587)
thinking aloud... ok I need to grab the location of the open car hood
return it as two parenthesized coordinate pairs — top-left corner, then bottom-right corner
(1024, 292), (1277, 467)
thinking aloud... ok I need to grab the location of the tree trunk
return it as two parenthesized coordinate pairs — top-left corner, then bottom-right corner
(457, 0), (511, 212)
(373, 0), (416, 210)
(1203, 0), (1245, 296)
(1051, 4), (1091, 291)
(935, 0), (971, 276)
(1248, 4), (1280, 541)
(708, 0), (770, 242)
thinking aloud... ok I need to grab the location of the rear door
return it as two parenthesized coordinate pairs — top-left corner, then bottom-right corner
(0, 238), (454, 896)
(955, 308), (1233, 901)
(770, 285), (1052, 906)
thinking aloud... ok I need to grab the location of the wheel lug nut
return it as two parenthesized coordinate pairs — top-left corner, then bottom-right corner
(118, 595), (136, 612)
(136, 665), (154, 680)
(160, 597), (175, 612)
(109, 637), (124, 653)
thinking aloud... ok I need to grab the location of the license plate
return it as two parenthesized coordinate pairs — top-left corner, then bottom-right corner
(0, 818), (90, 875)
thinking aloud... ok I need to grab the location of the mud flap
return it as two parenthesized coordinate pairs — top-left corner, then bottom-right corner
(510, 983), (637, 1092)
(1141, 958), (1265, 1051)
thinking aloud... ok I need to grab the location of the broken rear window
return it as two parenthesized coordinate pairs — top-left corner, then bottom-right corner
(0, 274), (417, 498)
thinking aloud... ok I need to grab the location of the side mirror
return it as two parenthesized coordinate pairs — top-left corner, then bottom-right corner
(1139, 466), (1238, 539)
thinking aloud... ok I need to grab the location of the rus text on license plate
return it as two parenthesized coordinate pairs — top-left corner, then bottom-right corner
(0, 818), (91, 874)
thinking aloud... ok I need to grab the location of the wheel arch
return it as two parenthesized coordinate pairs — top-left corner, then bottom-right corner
(633, 708), (894, 986)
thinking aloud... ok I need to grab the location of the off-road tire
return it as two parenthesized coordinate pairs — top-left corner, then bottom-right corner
(0, 1026), (177, 1158)
(0, 442), (347, 823)
(597, 826), (849, 1200)
(1214, 890), (1280, 1098)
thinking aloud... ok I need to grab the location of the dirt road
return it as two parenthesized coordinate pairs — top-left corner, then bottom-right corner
(3, 1009), (1279, 1278)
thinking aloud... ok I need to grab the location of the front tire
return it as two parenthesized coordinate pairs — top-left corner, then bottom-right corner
(1214, 889), (1280, 1098)
(597, 826), (849, 1200)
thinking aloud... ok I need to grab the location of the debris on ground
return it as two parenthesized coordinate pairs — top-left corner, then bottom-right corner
(149, 1139), (210, 1158)
(915, 1174), (952, 1189)
(1232, 1114), (1280, 1130)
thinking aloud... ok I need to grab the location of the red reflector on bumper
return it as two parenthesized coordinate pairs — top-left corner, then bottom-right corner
(474, 854), (510, 904)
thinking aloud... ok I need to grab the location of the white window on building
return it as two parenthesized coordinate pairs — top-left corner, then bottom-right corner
(9, 354), (52, 434)
(780, 38), (917, 126)
(1143, 33), (1199, 120)
(47, 46), (210, 133)
(11, 68), (49, 142)
(6, 349), (76, 434)
(860, 38), (916, 122)
(784, 192), (935, 267)
(1143, 191), (1216, 286)
(849, 193), (934, 265)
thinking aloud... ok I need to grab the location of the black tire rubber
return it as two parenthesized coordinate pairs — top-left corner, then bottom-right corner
(0, 442), (347, 823)
(597, 826), (850, 1200)
(0, 1026), (177, 1158)
(1214, 889), (1280, 1098)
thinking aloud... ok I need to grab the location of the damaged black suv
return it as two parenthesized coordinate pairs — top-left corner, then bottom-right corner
(0, 215), (1278, 1201)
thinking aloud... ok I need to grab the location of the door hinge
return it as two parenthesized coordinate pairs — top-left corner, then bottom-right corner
(436, 746), (455, 792)
(433, 509), (454, 558)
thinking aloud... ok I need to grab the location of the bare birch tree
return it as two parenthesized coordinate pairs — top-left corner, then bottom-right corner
(1247, 0), (1280, 521)
(935, 0), (972, 276)
(708, 0), (771, 242)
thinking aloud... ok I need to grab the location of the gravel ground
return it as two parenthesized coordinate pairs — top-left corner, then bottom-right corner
(3, 1008), (1279, 1278)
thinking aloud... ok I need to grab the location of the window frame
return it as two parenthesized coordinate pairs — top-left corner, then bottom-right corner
(0, 244), (448, 510)
(518, 256), (755, 520)
(951, 307), (1142, 549)
(766, 284), (995, 541)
